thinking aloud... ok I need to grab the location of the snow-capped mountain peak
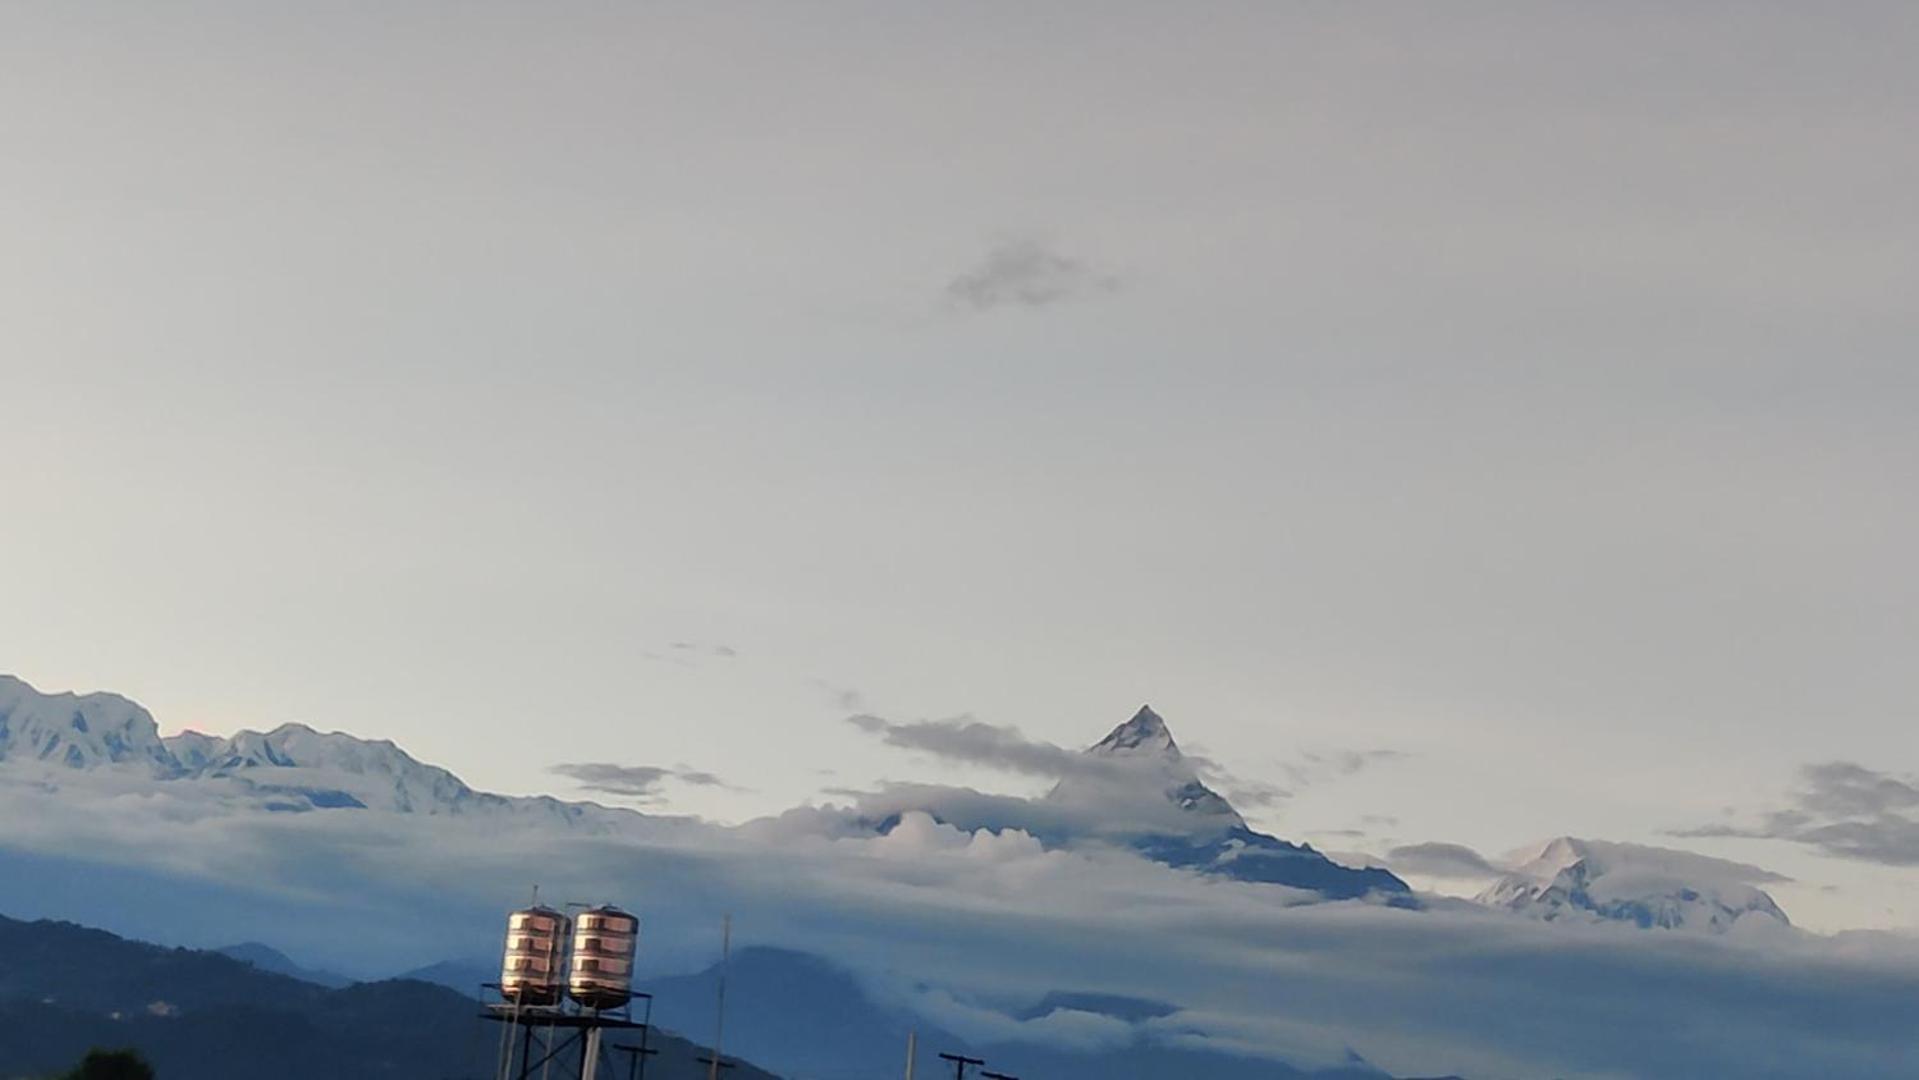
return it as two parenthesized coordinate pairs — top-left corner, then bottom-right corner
(1090, 705), (1181, 758)
(163, 730), (226, 771)
(1477, 837), (1790, 933)
(1072, 705), (1241, 824)
(0, 674), (175, 772)
(1061, 705), (1407, 900)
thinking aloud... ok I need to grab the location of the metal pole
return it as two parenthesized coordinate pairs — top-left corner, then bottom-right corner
(904, 1030), (917, 1080)
(636, 996), (654, 1080)
(497, 999), (521, 1080)
(708, 914), (731, 1080)
(580, 1028), (603, 1080)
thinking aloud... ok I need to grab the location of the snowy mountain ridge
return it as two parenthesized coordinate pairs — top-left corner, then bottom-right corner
(1476, 836), (1791, 932)
(0, 674), (601, 822)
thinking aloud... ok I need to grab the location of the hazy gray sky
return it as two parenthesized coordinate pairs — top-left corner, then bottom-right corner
(3, 2), (1916, 930)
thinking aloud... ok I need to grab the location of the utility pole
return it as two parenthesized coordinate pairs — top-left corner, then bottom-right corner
(615, 993), (657, 1080)
(937, 1052), (984, 1080)
(708, 914), (732, 1080)
(612, 1044), (657, 1080)
(903, 1030), (917, 1080)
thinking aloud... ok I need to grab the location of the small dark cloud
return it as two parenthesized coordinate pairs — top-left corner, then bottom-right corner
(646, 642), (738, 665)
(843, 710), (1297, 838)
(1307, 749), (1409, 776)
(550, 762), (674, 799)
(550, 761), (740, 803)
(845, 713), (1092, 779)
(1277, 748), (1410, 791)
(846, 711), (1227, 791)
(1384, 841), (1503, 880)
(813, 680), (867, 712)
(1676, 761), (1919, 867)
(946, 239), (1119, 312)
(673, 767), (729, 788)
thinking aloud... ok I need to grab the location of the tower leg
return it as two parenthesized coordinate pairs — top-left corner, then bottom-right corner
(581, 1027), (603, 1080)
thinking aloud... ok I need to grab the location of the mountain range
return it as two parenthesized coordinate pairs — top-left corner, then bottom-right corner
(0, 671), (1822, 1078)
(0, 674), (1790, 929)
(0, 677), (1408, 901)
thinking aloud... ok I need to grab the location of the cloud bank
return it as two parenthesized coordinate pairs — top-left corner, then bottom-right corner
(3, 761), (1918, 1079)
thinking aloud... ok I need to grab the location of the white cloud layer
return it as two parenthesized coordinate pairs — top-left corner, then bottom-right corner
(3, 762), (1917, 1079)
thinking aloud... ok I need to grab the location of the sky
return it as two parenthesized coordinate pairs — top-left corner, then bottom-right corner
(2, 2), (1916, 934)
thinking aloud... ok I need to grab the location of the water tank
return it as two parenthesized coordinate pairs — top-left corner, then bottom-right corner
(567, 905), (639, 1009)
(500, 905), (569, 1006)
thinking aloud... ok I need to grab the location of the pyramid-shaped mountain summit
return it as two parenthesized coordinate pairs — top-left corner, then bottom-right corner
(1083, 705), (1244, 822)
(1089, 704), (1183, 756)
(1071, 705), (1410, 901)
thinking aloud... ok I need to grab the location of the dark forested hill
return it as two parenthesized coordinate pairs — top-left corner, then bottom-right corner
(0, 913), (778, 1080)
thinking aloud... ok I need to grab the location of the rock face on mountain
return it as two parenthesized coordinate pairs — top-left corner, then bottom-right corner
(1061, 706), (1410, 901)
(1476, 837), (1790, 932)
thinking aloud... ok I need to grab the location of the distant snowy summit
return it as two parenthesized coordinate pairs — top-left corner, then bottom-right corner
(1476, 837), (1790, 932)
(0, 673), (602, 823)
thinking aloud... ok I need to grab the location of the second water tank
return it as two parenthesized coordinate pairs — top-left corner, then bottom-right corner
(567, 905), (639, 1009)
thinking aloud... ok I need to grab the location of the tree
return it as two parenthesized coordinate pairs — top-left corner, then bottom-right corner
(60, 1049), (155, 1080)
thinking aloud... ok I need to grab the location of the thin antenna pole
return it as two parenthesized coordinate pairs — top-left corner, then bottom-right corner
(708, 914), (731, 1080)
(904, 1030), (917, 1080)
